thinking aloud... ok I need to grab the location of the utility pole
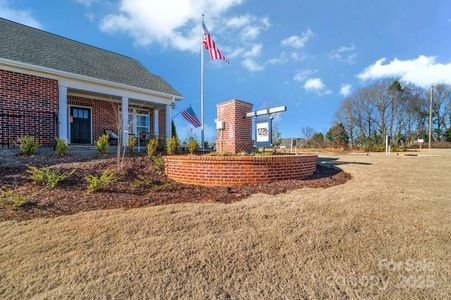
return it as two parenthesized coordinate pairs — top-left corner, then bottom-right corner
(428, 85), (433, 149)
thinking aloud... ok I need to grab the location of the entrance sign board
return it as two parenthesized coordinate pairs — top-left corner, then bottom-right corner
(256, 117), (272, 147)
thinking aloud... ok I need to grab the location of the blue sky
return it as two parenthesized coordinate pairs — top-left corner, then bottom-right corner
(1, 0), (450, 141)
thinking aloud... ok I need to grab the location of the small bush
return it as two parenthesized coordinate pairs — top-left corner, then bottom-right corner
(255, 151), (274, 156)
(85, 169), (116, 193)
(187, 137), (199, 154)
(55, 138), (69, 157)
(128, 136), (137, 153)
(0, 190), (34, 209)
(133, 178), (157, 189)
(27, 166), (74, 189)
(237, 151), (248, 156)
(147, 138), (158, 157)
(18, 136), (40, 156)
(95, 134), (109, 155)
(152, 156), (165, 175)
(166, 137), (179, 155)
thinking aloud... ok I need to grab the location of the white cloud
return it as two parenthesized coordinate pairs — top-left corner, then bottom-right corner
(281, 29), (313, 49)
(293, 69), (317, 82)
(243, 43), (262, 58)
(73, 0), (97, 6)
(267, 51), (305, 65)
(304, 78), (331, 95)
(329, 43), (357, 64)
(99, 0), (243, 52)
(225, 14), (252, 28)
(358, 55), (451, 87)
(242, 58), (264, 72)
(339, 84), (352, 97)
(0, 0), (42, 28)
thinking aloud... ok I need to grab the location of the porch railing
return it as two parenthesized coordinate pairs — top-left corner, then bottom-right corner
(0, 107), (57, 149)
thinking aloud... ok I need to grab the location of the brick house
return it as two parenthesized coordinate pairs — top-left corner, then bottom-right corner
(0, 18), (182, 147)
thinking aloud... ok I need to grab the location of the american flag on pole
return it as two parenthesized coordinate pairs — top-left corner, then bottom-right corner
(181, 106), (201, 128)
(202, 21), (229, 63)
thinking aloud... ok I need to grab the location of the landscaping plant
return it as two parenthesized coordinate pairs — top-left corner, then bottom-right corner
(0, 190), (35, 209)
(152, 156), (165, 175)
(166, 137), (179, 155)
(187, 137), (199, 154)
(85, 169), (116, 193)
(55, 138), (69, 157)
(95, 134), (109, 155)
(147, 138), (158, 157)
(17, 136), (40, 156)
(27, 166), (74, 189)
(128, 136), (137, 153)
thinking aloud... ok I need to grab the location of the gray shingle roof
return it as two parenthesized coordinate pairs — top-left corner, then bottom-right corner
(0, 18), (181, 97)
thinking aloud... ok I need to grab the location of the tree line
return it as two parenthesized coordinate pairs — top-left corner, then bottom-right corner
(301, 79), (451, 149)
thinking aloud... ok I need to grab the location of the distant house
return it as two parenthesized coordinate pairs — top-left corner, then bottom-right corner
(0, 18), (182, 147)
(280, 138), (307, 148)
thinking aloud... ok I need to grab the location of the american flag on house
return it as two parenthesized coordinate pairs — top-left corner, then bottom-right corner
(202, 22), (229, 63)
(181, 106), (201, 128)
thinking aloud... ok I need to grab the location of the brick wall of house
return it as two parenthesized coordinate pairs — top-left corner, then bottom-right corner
(0, 69), (58, 145)
(158, 109), (166, 140)
(216, 99), (253, 154)
(0, 68), (167, 146)
(164, 155), (318, 186)
(67, 96), (119, 143)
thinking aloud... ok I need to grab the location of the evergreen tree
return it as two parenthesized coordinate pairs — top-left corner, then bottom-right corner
(326, 123), (349, 148)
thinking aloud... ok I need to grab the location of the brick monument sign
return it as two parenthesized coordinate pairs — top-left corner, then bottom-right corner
(216, 99), (254, 154)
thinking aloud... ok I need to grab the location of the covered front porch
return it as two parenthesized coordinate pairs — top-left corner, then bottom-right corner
(58, 80), (176, 147)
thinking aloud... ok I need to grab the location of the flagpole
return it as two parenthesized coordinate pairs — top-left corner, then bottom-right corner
(200, 14), (205, 150)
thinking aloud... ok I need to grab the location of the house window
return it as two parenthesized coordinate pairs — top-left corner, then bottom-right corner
(120, 107), (150, 136)
(135, 112), (150, 136)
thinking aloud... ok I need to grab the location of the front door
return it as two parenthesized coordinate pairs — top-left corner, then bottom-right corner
(70, 107), (91, 144)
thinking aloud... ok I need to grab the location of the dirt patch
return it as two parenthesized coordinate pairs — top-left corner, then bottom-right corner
(0, 155), (350, 222)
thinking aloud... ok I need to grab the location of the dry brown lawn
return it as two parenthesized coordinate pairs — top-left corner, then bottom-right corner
(1, 149), (450, 299)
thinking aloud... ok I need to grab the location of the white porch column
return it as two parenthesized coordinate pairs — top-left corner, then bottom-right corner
(154, 109), (159, 139)
(121, 97), (129, 146)
(165, 104), (172, 139)
(58, 85), (68, 143)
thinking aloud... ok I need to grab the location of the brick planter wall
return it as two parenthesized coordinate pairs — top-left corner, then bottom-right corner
(164, 154), (317, 186)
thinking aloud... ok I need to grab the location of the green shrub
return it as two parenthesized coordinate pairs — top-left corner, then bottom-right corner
(18, 136), (40, 156)
(27, 166), (74, 189)
(147, 138), (158, 157)
(133, 178), (157, 189)
(85, 169), (116, 193)
(95, 134), (109, 155)
(55, 138), (69, 157)
(187, 137), (199, 154)
(152, 156), (165, 175)
(0, 190), (34, 209)
(128, 136), (137, 153)
(166, 137), (179, 155)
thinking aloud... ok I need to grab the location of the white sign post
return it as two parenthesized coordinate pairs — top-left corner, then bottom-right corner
(418, 138), (424, 149)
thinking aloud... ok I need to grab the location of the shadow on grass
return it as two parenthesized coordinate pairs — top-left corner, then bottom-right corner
(317, 157), (372, 166)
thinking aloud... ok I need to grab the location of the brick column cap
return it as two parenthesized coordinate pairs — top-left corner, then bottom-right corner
(216, 99), (253, 107)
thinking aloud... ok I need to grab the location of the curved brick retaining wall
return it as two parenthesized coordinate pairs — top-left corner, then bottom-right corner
(164, 155), (317, 186)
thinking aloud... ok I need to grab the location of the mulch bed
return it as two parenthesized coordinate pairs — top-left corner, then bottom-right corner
(0, 155), (351, 222)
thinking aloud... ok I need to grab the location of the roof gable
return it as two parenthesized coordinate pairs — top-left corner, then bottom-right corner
(0, 18), (181, 97)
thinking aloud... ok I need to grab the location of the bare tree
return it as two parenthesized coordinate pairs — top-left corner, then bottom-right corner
(432, 84), (451, 140)
(301, 126), (314, 147)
